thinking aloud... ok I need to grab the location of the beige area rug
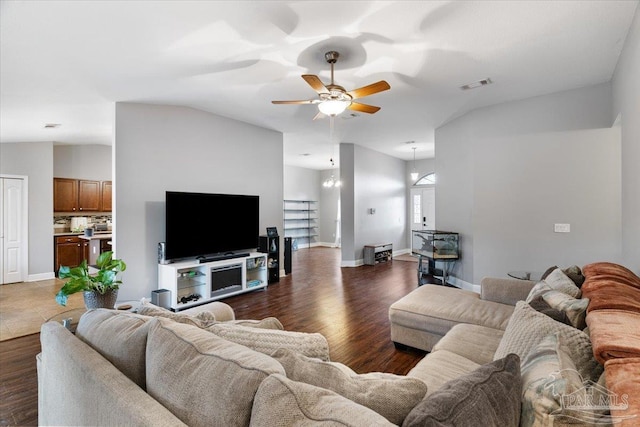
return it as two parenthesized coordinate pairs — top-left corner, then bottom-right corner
(394, 253), (419, 262)
(0, 279), (85, 341)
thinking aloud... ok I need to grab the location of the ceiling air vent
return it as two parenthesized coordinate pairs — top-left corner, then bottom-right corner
(459, 78), (493, 91)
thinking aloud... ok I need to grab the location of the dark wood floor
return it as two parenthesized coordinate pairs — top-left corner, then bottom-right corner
(0, 247), (428, 426)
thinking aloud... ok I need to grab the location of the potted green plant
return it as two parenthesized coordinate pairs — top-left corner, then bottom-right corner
(55, 251), (127, 309)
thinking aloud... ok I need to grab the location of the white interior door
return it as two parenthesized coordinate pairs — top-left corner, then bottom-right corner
(1, 178), (25, 284)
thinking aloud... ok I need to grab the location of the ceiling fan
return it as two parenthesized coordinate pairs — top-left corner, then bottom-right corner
(272, 51), (390, 118)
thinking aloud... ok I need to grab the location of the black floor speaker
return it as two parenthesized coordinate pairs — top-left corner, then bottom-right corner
(284, 237), (292, 275)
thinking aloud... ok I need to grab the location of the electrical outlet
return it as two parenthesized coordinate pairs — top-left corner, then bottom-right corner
(554, 223), (570, 233)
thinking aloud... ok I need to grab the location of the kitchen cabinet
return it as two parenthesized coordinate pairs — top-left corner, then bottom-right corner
(53, 178), (78, 212)
(53, 178), (112, 212)
(54, 235), (89, 274)
(101, 181), (112, 212)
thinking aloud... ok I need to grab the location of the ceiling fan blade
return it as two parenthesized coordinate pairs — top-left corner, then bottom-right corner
(347, 80), (390, 99)
(302, 75), (329, 94)
(272, 100), (316, 105)
(347, 102), (381, 114)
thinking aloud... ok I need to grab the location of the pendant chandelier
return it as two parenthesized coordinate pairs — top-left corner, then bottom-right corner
(410, 147), (419, 181)
(323, 116), (342, 188)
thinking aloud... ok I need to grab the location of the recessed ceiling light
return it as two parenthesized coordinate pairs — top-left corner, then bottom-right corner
(44, 123), (61, 129)
(459, 78), (493, 91)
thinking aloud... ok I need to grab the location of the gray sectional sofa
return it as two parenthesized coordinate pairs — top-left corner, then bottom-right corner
(38, 262), (640, 426)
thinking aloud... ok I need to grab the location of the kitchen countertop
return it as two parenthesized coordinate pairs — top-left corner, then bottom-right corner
(79, 233), (112, 241)
(54, 231), (113, 237)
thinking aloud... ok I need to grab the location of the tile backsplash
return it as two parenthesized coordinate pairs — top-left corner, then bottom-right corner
(54, 215), (112, 230)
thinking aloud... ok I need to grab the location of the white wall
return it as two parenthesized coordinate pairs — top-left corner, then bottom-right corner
(340, 143), (407, 265)
(436, 83), (617, 284)
(0, 142), (54, 278)
(54, 144), (112, 180)
(612, 6), (640, 274)
(114, 103), (283, 301)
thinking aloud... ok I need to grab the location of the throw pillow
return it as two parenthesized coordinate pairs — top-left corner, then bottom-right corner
(75, 309), (151, 389)
(223, 317), (284, 330)
(136, 302), (217, 327)
(520, 333), (591, 427)
(541, 265), (585, 287)
(146, 318), (285, 427)
(206, 323), (331, 361)
(250, 374), (395, 427)
(402, 353), (521, 427)
(528, 295), (572, 326)
(544, 268), (582, 299)
(272, 348), (427, 425)
(542, 290), (589, 329)
(494, 301), (602, 383)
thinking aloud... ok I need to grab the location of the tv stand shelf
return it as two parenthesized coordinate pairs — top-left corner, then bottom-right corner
(158, 252), (268, 311)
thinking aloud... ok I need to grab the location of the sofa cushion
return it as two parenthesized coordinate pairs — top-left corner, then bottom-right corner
(542, 290), (589, 329)
(75, 309), (151, 389)
(145, 318), (285, 427)
(250, 374), (395, 427)
(205, 322), (331, 361)
(431, 323), (504, 365)
(389, 284), (515, 335)
(520, 333), (590, 427)
(224, 317), (284, 330)
(272, 348), (427, 425)
(494, 301), (602, 382)
(402, 354), (521, 427)
(407, 350), (481, 396)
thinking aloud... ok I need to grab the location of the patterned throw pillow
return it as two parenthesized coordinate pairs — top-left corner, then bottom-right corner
(542, 290), (589, 329)
(527, 295), (572, 326)
(520, 333), (591, 427)
(403, 354), (521, 427)
(526, 268), (582, 303)
(494, 301), (602, 383)
(271, 348), (427, 425)
(136, 302), (217, 327)
(206, 323), (331, 361)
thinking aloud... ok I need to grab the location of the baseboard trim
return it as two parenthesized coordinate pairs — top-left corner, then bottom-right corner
(27, 272), (56, 282)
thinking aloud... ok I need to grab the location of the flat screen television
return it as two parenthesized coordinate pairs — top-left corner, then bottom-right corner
(165, 191), (259, 262)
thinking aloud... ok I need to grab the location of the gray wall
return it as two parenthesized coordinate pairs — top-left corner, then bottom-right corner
(0, 142), (54, 278)
(114, 103), (283, 301)
(340, 143), (407, 265)
(612, 7), (640, 273)
(54, 144), (112, 180)
(435, 82), (620, 284)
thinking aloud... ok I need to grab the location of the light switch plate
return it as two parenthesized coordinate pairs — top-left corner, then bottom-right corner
(554, 223), (570, 233)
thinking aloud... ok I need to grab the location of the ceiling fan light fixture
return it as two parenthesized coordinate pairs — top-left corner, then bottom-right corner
(318, 99), (350, 116)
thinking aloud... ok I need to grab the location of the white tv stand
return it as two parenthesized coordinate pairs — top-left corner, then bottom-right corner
(157, 252), (268, 311)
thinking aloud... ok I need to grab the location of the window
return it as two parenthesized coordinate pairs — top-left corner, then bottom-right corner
(415, 173), (435, 185)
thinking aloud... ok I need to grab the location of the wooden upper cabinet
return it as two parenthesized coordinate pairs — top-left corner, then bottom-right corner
(78, 180), (100, 211)
(53, 178), (78, 212)
(54, 178), (111, 212)
(101, 181), (112, 212)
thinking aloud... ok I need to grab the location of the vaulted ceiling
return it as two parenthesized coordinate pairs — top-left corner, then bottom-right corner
(1, 1), (637, 169)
